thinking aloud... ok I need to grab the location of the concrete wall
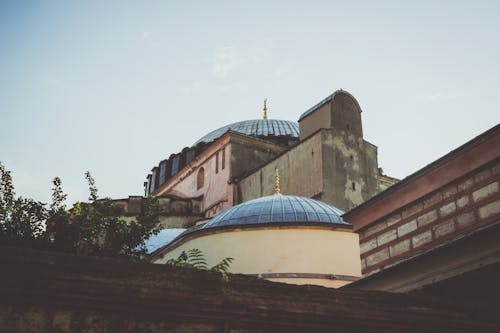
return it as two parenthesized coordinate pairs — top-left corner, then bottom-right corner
(321, 130), (379, 211)
(299, 103), (330, 140)
(238, 131), (324, 202)
(238, 128), (380, 211)
(154, 226), (361, 288)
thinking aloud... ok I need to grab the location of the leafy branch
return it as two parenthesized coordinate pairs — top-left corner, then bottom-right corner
(166, 248), (234, 273)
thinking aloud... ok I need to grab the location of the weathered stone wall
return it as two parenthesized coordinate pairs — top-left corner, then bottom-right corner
(238, 131), (324, 202)
(358, 159), (500, 275)
(111, 195), (203, 228)
(1, 247), (499, 332)
(238, 127), (380, 212)
(321, 130), (379, 211)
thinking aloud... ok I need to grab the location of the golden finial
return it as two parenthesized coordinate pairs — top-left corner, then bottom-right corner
(263, 98), (268, 120)
(274, 168), (281, 195)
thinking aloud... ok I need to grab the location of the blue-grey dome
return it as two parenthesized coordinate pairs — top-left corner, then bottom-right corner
(202, 195), (350, 229)
(193, 119), (299, 146)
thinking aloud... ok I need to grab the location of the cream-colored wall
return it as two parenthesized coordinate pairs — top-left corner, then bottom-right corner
(154, 227), (361, 288)
(238, 132), (323, 202)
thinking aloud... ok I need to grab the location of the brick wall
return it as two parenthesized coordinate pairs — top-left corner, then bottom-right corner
(359, 159), (500, 275)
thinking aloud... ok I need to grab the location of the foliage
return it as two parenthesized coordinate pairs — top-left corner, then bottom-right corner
(57, 171), (161, 260)
(166, 248), (234, 273)
(1, 162), (161, 261)
(0, 163), (47, 246)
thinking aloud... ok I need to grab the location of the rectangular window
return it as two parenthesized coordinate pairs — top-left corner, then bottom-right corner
(159, 160), (167, 185)
(216, 151), (219, 174)
(172, 156), (180, 175)
(222, 148), (225, 170)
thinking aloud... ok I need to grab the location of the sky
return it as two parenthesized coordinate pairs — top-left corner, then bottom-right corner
(1, 0), (499, 206)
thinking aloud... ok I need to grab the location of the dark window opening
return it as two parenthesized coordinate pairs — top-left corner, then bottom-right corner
(216, 151), (219, 174)
(350, 155), (353, 161)
(352, 182), (356, 191)
(346, 124), (351, 131)
(197, 167), (205, 190)
(222, 148), (226, 170)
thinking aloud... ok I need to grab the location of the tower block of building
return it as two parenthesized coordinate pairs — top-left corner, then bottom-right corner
(238, 90), (392, 211)
(144, 89), (396, 226)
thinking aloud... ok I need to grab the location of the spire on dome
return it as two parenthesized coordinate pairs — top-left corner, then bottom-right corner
(274, 168), (281, 195)
(263, 98), (268, 120)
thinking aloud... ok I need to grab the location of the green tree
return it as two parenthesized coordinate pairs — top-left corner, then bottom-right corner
(0, 162), (47, 247)
(1, 163), (161, 260)
(65, 171), (161, 260)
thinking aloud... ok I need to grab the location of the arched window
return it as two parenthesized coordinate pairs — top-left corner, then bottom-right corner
(197, 167), (205, 190)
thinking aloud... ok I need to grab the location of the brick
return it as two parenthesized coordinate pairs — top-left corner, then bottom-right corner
(478, 199), (500, 219)
(492, 163), (500, 175)
(360, 238), (378, 254)
(402, 203), (423, 219)
(456, 212), (475, 228)
(433, 219), (455, 238)
(389, 239), (410, 257)
(456, 195), (469, 209)
(423, 192), (442, 209)
(474, 169), (491, 183)
(397, 220), (417, 237)
(417, 210), (437, 227)
(53, 310), (72, 333)
(366, 248), (390, 266)
(439, 202), (456, 217)
(377, 229), (397, 246)
(442, 184), (457, 199)
(386, 213), (402, 226)
(412, 230), (432, 248)
(362, 221), (387, 238)
(458, 178), (474, 192)
(472, 182), (499, 202)
(361, 258), (366, 270)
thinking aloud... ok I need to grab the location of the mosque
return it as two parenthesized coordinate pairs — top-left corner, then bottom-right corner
(129, 89), (499, 295)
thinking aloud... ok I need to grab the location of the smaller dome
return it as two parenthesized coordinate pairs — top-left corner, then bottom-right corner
(202, 195), (349, 229)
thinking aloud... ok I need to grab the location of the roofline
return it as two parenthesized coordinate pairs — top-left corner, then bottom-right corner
(192, 118), (299, 147)
(343, 123), (500, 226)
(153, 131), (290, 196)
(298, 89), (362, 122)
(150, 222), (353, 260)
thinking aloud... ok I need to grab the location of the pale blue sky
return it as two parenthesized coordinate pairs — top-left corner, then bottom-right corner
(1, 1), (499, 206)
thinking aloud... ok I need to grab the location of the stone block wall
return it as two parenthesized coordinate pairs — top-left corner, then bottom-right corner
(359, 159), (500, 275)
(1, 247), (498, 332)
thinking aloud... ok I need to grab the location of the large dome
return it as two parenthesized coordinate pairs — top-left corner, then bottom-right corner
(193, 119), (299, 146)
(202, 195), (350, 229)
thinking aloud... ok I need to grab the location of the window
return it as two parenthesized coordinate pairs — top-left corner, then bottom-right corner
(216, 151), (219, 174)
(352, 182), (356, 191)
(222, 148), (226, 170)
(346, 124), (351, 131)
(197, 167), (205, 190)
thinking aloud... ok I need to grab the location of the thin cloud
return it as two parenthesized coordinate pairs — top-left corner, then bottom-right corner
(429, 91), (456, 102)
(212, 46), (240, 79)
(141, 31), (152, 40)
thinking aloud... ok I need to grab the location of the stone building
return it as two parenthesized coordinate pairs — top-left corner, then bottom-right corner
(144, 89), (397, 227)
(141, 89), (499, 293)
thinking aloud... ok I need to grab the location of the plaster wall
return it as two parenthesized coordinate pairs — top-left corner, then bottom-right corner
(156, 137), (233, 218)
(321, 130), (379, 211)
(154, 227), (361, 287)
(238, 132), (324, 201)
(299, 103), (331, 140)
